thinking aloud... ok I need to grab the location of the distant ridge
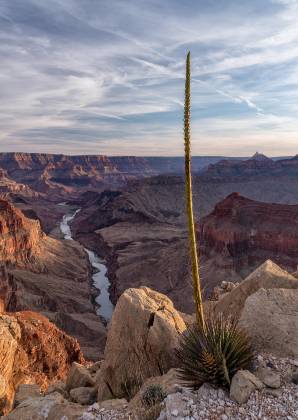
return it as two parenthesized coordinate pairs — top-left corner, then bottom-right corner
(249, 152), (273, 161)
(202, 152), (298, 178)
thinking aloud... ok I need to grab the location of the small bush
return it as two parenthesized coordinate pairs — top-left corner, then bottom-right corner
(120, 377), (143, 401)
(176, 312), (253, 389)
(141, 384), (166, 408)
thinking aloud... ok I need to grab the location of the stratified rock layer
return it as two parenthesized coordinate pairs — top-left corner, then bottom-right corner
(200, 193), (298, 293)
(0, 200), (106, 361)
(0, 199), (43, 267)
(0, 311), (83, 414)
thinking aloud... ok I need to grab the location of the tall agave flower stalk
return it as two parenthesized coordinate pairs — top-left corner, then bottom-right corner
(184, 52), (205, 329)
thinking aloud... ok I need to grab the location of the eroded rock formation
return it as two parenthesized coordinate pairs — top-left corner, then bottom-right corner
(0, 311), (83, 415)
(0, 199), (44, 268)
(96, 287), (186, 401)
(0, 200), (106, 360)
(200, 193), (298, 292)
(203, 153), (298, 179)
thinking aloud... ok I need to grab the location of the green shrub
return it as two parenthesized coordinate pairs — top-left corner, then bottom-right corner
(120, 376), (143, 401)
(176, 312), (253, 389)
(141, 384), (166, 408)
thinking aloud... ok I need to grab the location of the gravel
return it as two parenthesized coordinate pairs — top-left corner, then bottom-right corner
(78, 353), (298, 419)
(157, 353), (298, 420)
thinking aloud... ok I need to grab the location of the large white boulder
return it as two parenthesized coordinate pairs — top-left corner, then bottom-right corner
(215, 260), (298, 318)
(230, 370), (264, 404)
(66, 362), (95, 391)
(240, 288), (298, 358)
(96, 287), (186, 401)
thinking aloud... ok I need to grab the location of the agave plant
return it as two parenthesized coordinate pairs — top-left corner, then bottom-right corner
(184, 51), (205, 328)
(176, 312), (253, 389)
(181, 53), (253, 390)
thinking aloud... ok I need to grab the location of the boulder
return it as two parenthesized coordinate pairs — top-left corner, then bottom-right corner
(45, 381), (68, 398)
(13, 384), (40, 407)
(5, 392), (86, 420)
(47, 401), (85, 420)
(240, 288), (298, 358)
(70, 386), (97, 405)
(255, 367), (281, 389)
(230, 370), (264, 404)
(96, 287), (186, 401)
(99, 398), (128, 410)
(66, 362), (95, 391)
(215, 260), (298, 319)
(88, 361), (103, 375)
(3, 392), (65, 420)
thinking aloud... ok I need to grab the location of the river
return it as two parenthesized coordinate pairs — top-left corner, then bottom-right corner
(59, 206), (114, 321)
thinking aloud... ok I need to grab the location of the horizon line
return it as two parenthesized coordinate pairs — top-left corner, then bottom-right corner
(0, 151), (294, 159)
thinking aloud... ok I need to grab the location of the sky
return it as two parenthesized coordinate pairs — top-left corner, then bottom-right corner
(0, 0), (298, 156)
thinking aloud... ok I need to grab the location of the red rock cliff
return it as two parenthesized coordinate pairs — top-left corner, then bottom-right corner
(200, 192), (298, 272)
(0, 199), (44, 267)
(0, 310), (84, 414)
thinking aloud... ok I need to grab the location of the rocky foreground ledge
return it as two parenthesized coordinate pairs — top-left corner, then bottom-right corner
(1, 260), (298, 419)
(2, 353), (298, 419)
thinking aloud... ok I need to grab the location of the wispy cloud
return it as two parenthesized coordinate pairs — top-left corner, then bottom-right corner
(0, 0), (298, 155)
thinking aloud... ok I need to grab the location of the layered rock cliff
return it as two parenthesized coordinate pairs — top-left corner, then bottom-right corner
(0, 152), (250, 199)
(72, 184), (298, 313)
(203, 153), (298, 179)
(0, 199), (44, 268)
(0, 311), (84, 415)
(0, 169), (38, 199)
(0, 153), (156, 196)
(0, 200), (106, 360)
(200, 193), (298, 288)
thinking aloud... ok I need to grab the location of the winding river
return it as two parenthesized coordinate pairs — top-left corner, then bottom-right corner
(60, 207), (114, 321)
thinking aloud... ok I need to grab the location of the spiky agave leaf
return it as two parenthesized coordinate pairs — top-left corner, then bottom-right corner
(176, 312), (253, 389)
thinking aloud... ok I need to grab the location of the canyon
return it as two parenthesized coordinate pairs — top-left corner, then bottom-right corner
(0, 199), (106, 361)
(0, 152), (241, 200)
(0, 151), (298, 417)
(1, 151), (298, 352)
(71, 178), (298, 313)
(59, 206), (114, 321)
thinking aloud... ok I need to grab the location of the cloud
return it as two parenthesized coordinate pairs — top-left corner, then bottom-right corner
(0, 0), (298, 155)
